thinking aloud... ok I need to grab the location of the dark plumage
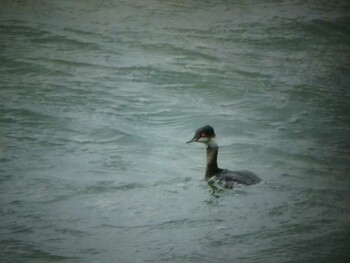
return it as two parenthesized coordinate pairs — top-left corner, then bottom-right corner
(187, 125), (261, 187)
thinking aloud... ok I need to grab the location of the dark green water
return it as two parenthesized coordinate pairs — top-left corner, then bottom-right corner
(1, 1), (350, 262)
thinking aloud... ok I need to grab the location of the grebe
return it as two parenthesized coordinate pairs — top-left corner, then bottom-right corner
(187, 125), (261, 187)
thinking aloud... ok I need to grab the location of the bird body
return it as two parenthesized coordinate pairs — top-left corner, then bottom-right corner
(187, 125), (261, 187)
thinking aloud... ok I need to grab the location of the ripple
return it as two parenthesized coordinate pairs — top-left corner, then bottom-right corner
(83, 181), (147, 194)
(0, 238), (78, 262)
(98, 218), (222, 231)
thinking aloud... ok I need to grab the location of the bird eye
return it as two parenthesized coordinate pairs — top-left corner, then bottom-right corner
(201, 132), (206, 137)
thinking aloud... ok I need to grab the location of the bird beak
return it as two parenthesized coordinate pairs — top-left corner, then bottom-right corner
(186, 137), (197, 143)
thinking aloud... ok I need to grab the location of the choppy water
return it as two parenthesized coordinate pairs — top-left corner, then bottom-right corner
(1, 1), (350, 262)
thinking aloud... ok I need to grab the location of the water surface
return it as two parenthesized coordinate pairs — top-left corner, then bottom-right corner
(1, 0), (350, 262)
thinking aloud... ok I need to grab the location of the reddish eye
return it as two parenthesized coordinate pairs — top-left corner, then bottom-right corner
(200, 132), (206, 137)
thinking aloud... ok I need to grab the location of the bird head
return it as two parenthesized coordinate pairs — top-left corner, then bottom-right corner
(186, 125), (216, 144)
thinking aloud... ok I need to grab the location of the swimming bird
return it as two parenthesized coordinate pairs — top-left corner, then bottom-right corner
(187, 125), (261, 187)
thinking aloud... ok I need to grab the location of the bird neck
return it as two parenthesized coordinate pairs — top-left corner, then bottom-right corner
(205, 139), (221, 180)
